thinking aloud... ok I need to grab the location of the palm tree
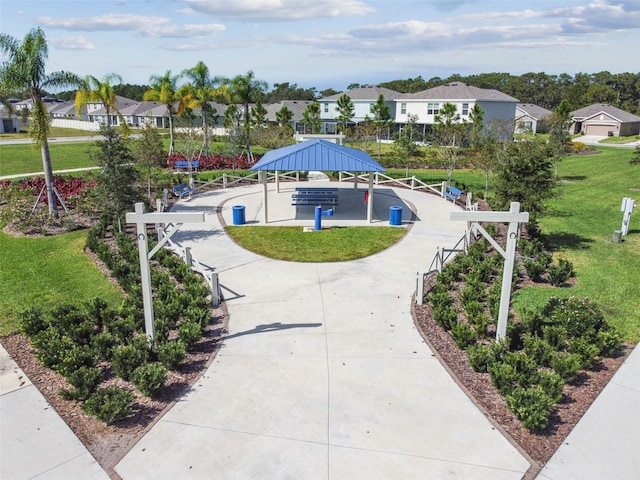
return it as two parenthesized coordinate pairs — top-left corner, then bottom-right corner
(180, 61), (228, 155)
(228, 71), (268, 161)
(75, 73), (124, 128)
(0, 27), (81, 217)
(143, 70), (189, 154)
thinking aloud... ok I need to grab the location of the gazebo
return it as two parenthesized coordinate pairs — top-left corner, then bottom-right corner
(250, 139), (386, 223)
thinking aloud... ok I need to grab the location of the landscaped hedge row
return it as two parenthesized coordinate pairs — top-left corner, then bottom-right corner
(167, 152), (263, 171)
(426, 236), (621, 431)
(20, 216), (213, 424)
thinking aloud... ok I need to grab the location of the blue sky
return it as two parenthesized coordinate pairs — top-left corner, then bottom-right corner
(1, 0), (638, 92)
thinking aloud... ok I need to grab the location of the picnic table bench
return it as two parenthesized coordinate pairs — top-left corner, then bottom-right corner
(444, 185), (464, 204)
(174, 160), (199, 170)
(292, 187), (339, 209)
(172, 182), (194, 198)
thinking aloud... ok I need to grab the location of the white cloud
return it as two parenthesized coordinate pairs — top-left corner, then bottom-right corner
(183, 0), (375, 21)
(37, 13), (225, 38)
(159, 23), (226, 37)
(50, 35), (95, 50)
(38, 14), (169, 32)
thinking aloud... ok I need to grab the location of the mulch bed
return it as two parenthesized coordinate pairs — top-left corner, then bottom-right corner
(1, 307), (227, 478)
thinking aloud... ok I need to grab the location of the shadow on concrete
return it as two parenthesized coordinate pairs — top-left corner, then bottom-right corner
(290, 188), (418, 223)
(223, 322), (322, 340)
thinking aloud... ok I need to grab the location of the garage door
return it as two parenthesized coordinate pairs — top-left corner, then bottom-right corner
(585, 124), (616, 136)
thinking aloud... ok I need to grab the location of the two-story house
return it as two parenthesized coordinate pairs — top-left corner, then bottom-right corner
(319, 85), (400, 133)
(395, 82), (519, 134)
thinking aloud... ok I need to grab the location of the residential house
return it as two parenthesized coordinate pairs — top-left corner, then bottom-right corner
(84, 95), (140, 126)
(48, 100), (81, 119)
(570, 104), (640, 137)
(515, 103), (552, 134)
(319, 85), (400, 133)
(394, 82), (519, 135)
(0, 107), (20, 133)
(265, 100), (314, 133)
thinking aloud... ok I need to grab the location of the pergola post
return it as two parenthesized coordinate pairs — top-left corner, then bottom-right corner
(126, 202), (205, 341)
(450, 202), (529, 341)
(367, 174), (374, 223)
(261, 170), (268, 224)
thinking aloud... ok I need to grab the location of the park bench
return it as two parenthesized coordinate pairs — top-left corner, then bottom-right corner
(444, 185), (464, 204)
(172, 182), (193, 199)
(174, 160), (199, 170)
(292, 187), (339, 209)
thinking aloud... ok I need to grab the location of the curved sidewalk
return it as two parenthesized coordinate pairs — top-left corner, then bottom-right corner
(115, 181), (531, 479)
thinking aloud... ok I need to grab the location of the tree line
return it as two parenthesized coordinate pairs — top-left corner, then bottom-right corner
(53, 71), (640, 115)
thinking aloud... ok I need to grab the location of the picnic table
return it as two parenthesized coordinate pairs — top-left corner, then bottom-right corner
(292, 187), (339, 209)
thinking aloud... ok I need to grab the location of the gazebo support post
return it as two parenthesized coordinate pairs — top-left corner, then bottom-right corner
(275, 170), (280, 193)
(367, 174), (374, 223)
(261, 171), (268, 224)
(354, 173), (358, 190)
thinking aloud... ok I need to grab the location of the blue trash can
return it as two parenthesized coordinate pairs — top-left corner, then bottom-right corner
(389, 206), (402, 226)
(232, 205), (246, 225)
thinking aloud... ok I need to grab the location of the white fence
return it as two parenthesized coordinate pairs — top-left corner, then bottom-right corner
(338, 171), (446, 197)
(50, 119), (100, 131)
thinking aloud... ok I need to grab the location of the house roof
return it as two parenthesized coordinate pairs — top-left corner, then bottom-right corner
(47, 100), (80, 115)
(250, 139), (385, 172)
(264, 100), (313, 122)
(397, 82), (519, 102)
(516, 103), (552, 120)
(571, 104), (640, 123)
(320, 85), (400, 101)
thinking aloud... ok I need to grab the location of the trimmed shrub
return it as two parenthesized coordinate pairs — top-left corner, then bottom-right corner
(542, 325), (568, 350)
(31, 327), (76, 371)
(551, 351), (582, 382)
(489, 362), (519, 395)
(83, 386), (133, 424)
(451, 321), (476, 349)
(57, 345), (97, 377)
(523, 334), (554, 367)
(537, 370), (565, 404)
(156, 340), (187, 370)
(568, 337), (600, 369)
(178, 321), (203, 350)
(506, 386), (555, 431)
(112, 337), (150, 380)
(466, 343), (495, 373)
(595, 329), (622, 356)
(548, 259), (574, 287)
(20, 308), (48, 336)
(433, 305), (458, 330)
(60, 366), (103, 401)
(132, 362), (168, 397)
(503, 351), (539, 387)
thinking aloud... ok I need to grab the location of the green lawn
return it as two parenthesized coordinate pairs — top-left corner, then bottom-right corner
(226, 226), (406, 262)
(0, 228), (123, 336)
(0, 141), (96, 176)
(514, 147), (640, 342)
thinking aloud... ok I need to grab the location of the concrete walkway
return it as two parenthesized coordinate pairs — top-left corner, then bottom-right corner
(0, 344), (109, 479)
(2, 179), (638, 479)
(114, 181), (530, 479)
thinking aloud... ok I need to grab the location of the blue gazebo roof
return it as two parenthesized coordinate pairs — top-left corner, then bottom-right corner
(250, 139), (386, 172)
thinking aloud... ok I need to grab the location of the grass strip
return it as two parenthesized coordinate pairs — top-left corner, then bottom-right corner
(226, 226), (406, 262)
(0, 227), (123, 336)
